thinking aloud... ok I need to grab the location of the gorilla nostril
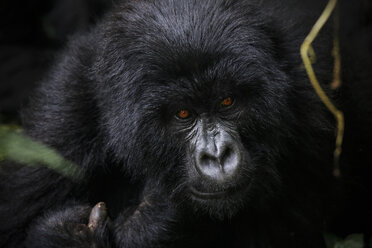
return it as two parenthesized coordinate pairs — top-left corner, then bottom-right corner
(196, 151), (221, 179)
(195, 145), (240, 180)
(199, 153), (218, 168)
(221, 146), (233, 165)
(220, 146), (239, 175)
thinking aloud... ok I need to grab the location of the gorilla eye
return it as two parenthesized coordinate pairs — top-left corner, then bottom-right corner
(221, 97), (233, 107)
(176, 109), (190, 119)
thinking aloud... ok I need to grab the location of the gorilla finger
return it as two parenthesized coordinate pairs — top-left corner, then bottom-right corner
(88, 202), (108, 232)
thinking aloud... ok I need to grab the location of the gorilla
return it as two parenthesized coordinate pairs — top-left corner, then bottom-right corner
(1, 0), (371, 247)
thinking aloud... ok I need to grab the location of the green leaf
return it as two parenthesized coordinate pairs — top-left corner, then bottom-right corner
(0, 126), (81, 180)
(325, 233), (364, 248)
(335, 234), (364, 248)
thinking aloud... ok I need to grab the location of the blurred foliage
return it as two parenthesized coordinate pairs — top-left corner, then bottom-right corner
(0, 125), (81, 180)
(325, 233), (369, 248)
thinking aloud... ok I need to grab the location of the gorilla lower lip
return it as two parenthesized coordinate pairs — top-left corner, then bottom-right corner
(190, 187), (237, 199)
(191, 188), (227, 199)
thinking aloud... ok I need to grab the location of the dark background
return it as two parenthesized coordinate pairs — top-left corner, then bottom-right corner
(0, 0), (116, 123)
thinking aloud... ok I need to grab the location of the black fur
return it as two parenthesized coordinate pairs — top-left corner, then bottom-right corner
(1, 0), (371, 247)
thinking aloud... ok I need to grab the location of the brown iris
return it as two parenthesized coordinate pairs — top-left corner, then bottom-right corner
(221, 97), (233, 107)
(177, 109), (190, 119)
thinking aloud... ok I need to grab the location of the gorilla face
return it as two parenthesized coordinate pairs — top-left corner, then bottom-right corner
(170, 88), (256, 217)
(97, 0), (297, 218)
(158, 67), (287, 217)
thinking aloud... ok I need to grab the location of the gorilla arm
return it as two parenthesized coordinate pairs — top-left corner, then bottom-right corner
(112, 181), (178, 248)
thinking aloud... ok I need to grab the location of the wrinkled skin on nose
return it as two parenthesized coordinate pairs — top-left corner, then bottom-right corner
(193, 121), (241, 182)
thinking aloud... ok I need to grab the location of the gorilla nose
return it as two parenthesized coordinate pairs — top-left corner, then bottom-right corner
(195, 141), (240, 181)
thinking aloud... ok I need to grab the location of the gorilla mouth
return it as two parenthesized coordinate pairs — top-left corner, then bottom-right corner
(190, 187), (229, 199)
(190, 184), (246, 200)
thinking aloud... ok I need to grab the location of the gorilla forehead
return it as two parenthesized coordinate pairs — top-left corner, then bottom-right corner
(135, 56), (265, 112)
(98, 0), (286, 112)
(102, 0), (275, 71)
(109, 0), (265, 46)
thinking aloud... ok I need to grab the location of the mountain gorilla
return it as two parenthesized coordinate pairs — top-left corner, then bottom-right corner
(1, 0), (370, 247)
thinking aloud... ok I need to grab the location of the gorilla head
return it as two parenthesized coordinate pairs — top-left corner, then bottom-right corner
(73, 0), (331, 218)
(90, 0), (279, 218)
